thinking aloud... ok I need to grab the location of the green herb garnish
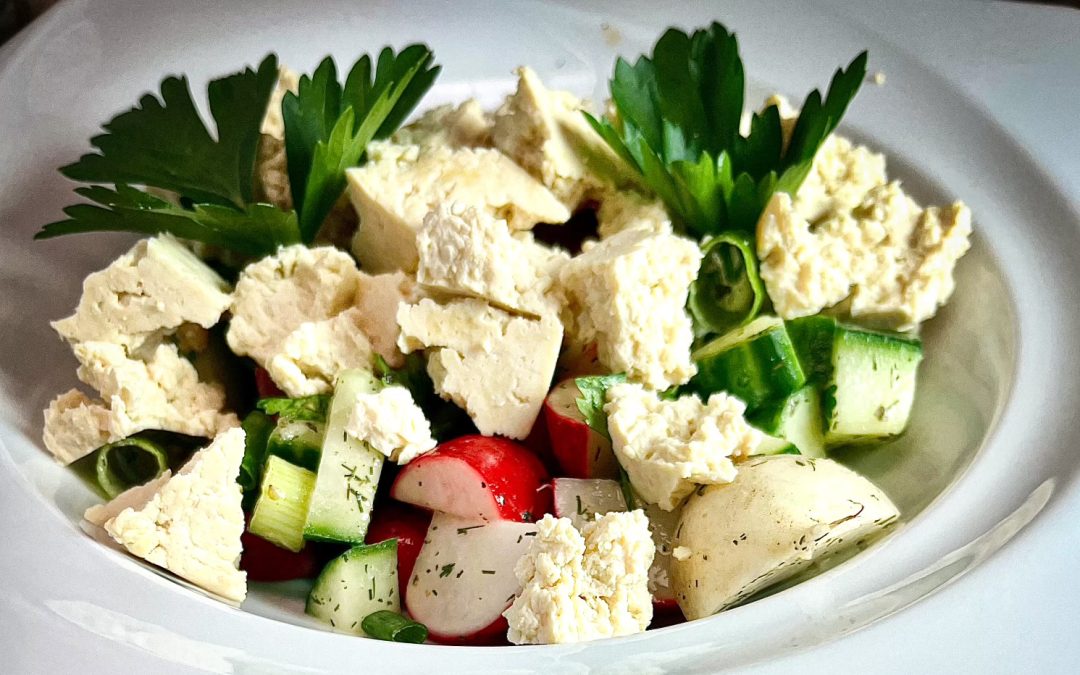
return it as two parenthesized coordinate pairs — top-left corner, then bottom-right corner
(588, 23), (866, 238)
(257, 394), (332, 423)
(238, 410), (275, 509)
(574, 373), (627, 439)
(283, 45), (440, 240)
(37, 47), (440, 257)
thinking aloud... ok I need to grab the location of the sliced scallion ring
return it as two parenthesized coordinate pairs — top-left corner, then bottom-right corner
(95, 436), (169, 499)
(360, 610), (429, 643)
(688, 231), (765, 337)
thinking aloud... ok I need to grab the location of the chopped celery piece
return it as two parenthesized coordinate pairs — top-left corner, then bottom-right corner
(249, 455), (317, 552)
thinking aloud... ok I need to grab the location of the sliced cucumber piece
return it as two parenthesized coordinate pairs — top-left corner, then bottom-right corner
(306, 539), (399, 635)
(248, 455), (316, 552)
(689, 315), (806, 408)
(748, 385), (825, 458)
(304, 369), (385, 544)
(267, 419), (324, 472)
(826, 328), (922, 445)
(786, 317), (922, 446)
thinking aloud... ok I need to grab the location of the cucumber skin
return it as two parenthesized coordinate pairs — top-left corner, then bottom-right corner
(748, 385), (826, 459)
(690, 325), (806, 410)
(785, 316), (838, 384)
(306, 539), (400, 635)
(266, 419), (324, 472)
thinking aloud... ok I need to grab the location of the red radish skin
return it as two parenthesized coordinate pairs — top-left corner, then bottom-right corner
(254, 367), (285, 399)
(522, 412), (557, 474)
(544, 379), (619, 479)
(365, 500), (432, 600)
(391, 435), (549, 523)
(240, 529), (319, 582)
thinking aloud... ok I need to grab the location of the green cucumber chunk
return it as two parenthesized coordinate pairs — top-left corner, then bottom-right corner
(786, 316), (923, 446)
(748, 385), (825, 458)
(825, 327), (922, 446)
(304, 369), (384, 544)
(689, 315), (806, 408)
(248, 455), (316, 552)
(306, 539), (400, 635)
(267, 419), (324, 471)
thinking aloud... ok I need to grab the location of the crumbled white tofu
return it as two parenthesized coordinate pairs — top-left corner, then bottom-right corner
(344, 386), (436, 464)
(255, 66), (300, 210)
(103, 427), (248, 603)
(85, 471), (172, 528)
(793, 134), (888, 223)
(604, 383), (761, 511)
(559, 226), (701, 390)
(393, 99), (494, 149)
(266, 308), (375, 397)
(42, 342), (239, 464)
(346, 143), (570, 273)
(51, 236), (231, 352)
(353, 271), (422, 369)
(595, 188), (670, 239)
(504, 511), (654, 644)
(227, 245), (361, 365)
(416, 202), (568, 316)
(397, 298), (562, 439)
(493, 67), (602, 208)
(757, 185), (972, 331)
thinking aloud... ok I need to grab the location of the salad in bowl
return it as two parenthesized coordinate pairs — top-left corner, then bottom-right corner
(35, 21), (971, 646)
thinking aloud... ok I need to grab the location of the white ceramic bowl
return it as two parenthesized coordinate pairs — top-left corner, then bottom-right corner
(1, 1), (1078, 672)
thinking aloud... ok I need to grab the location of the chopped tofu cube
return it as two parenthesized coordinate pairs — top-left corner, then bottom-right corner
(227, 245), (362, 366)
(103, 427), (248, 603)
(266, 308), (375, 397)
(344, 386), (436, 464)
(254, 66), (300, 210)
(43, 342), (239, 464)
(396, 298), (562, 439)
(346, 143), (570, 273)
(595, 188), (670, 239)
(558, 226), (701, 390)
(416, 202), (568, 316)
(604, 383), (761, 511)
(354, 271), (422, 369)
(393, 99), (494, 149)
(504, 511), (654, 644)
(757, 183), (972, 331)
(51, 235), (231, 352)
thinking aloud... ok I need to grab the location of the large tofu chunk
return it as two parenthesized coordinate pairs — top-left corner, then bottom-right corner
(43, 342), (238, 464)
(52, 235), (231, 352)
(346, 143), (570, 273)
(558, 227), (702, 390)
(396, 298), (562, 439)
(101, 427), (248, 603)
(416, 202), (568, 317)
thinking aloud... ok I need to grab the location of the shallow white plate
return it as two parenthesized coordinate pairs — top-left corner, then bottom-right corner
(1, 0), (1078, 672)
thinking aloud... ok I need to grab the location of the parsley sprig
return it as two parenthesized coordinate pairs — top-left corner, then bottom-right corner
(588, 23), (867, 238)
(284, 46), (440, 240)
(37, 48), (440, 258)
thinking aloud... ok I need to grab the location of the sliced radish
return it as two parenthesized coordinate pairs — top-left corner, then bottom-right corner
(406, 512), (537, 644)
(544, 378), (619, 479)
(254, 366), (285, 399)
(390, 435), (549, 523)
(644, 502), (680, 613)
(365, 499), (432, 600)
(552, 477), (627, 529)
(240, 528), (319, 582)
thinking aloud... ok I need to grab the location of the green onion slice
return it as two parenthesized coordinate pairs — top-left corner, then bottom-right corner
(688, 231), (765, 337)
(95, 436), (169, 498)
(361, 610), (429, 643)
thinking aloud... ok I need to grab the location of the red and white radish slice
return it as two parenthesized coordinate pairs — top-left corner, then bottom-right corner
(365, 499), (432, 600)
(405, 512), (537, 644)
(543, 378), (619, 479)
